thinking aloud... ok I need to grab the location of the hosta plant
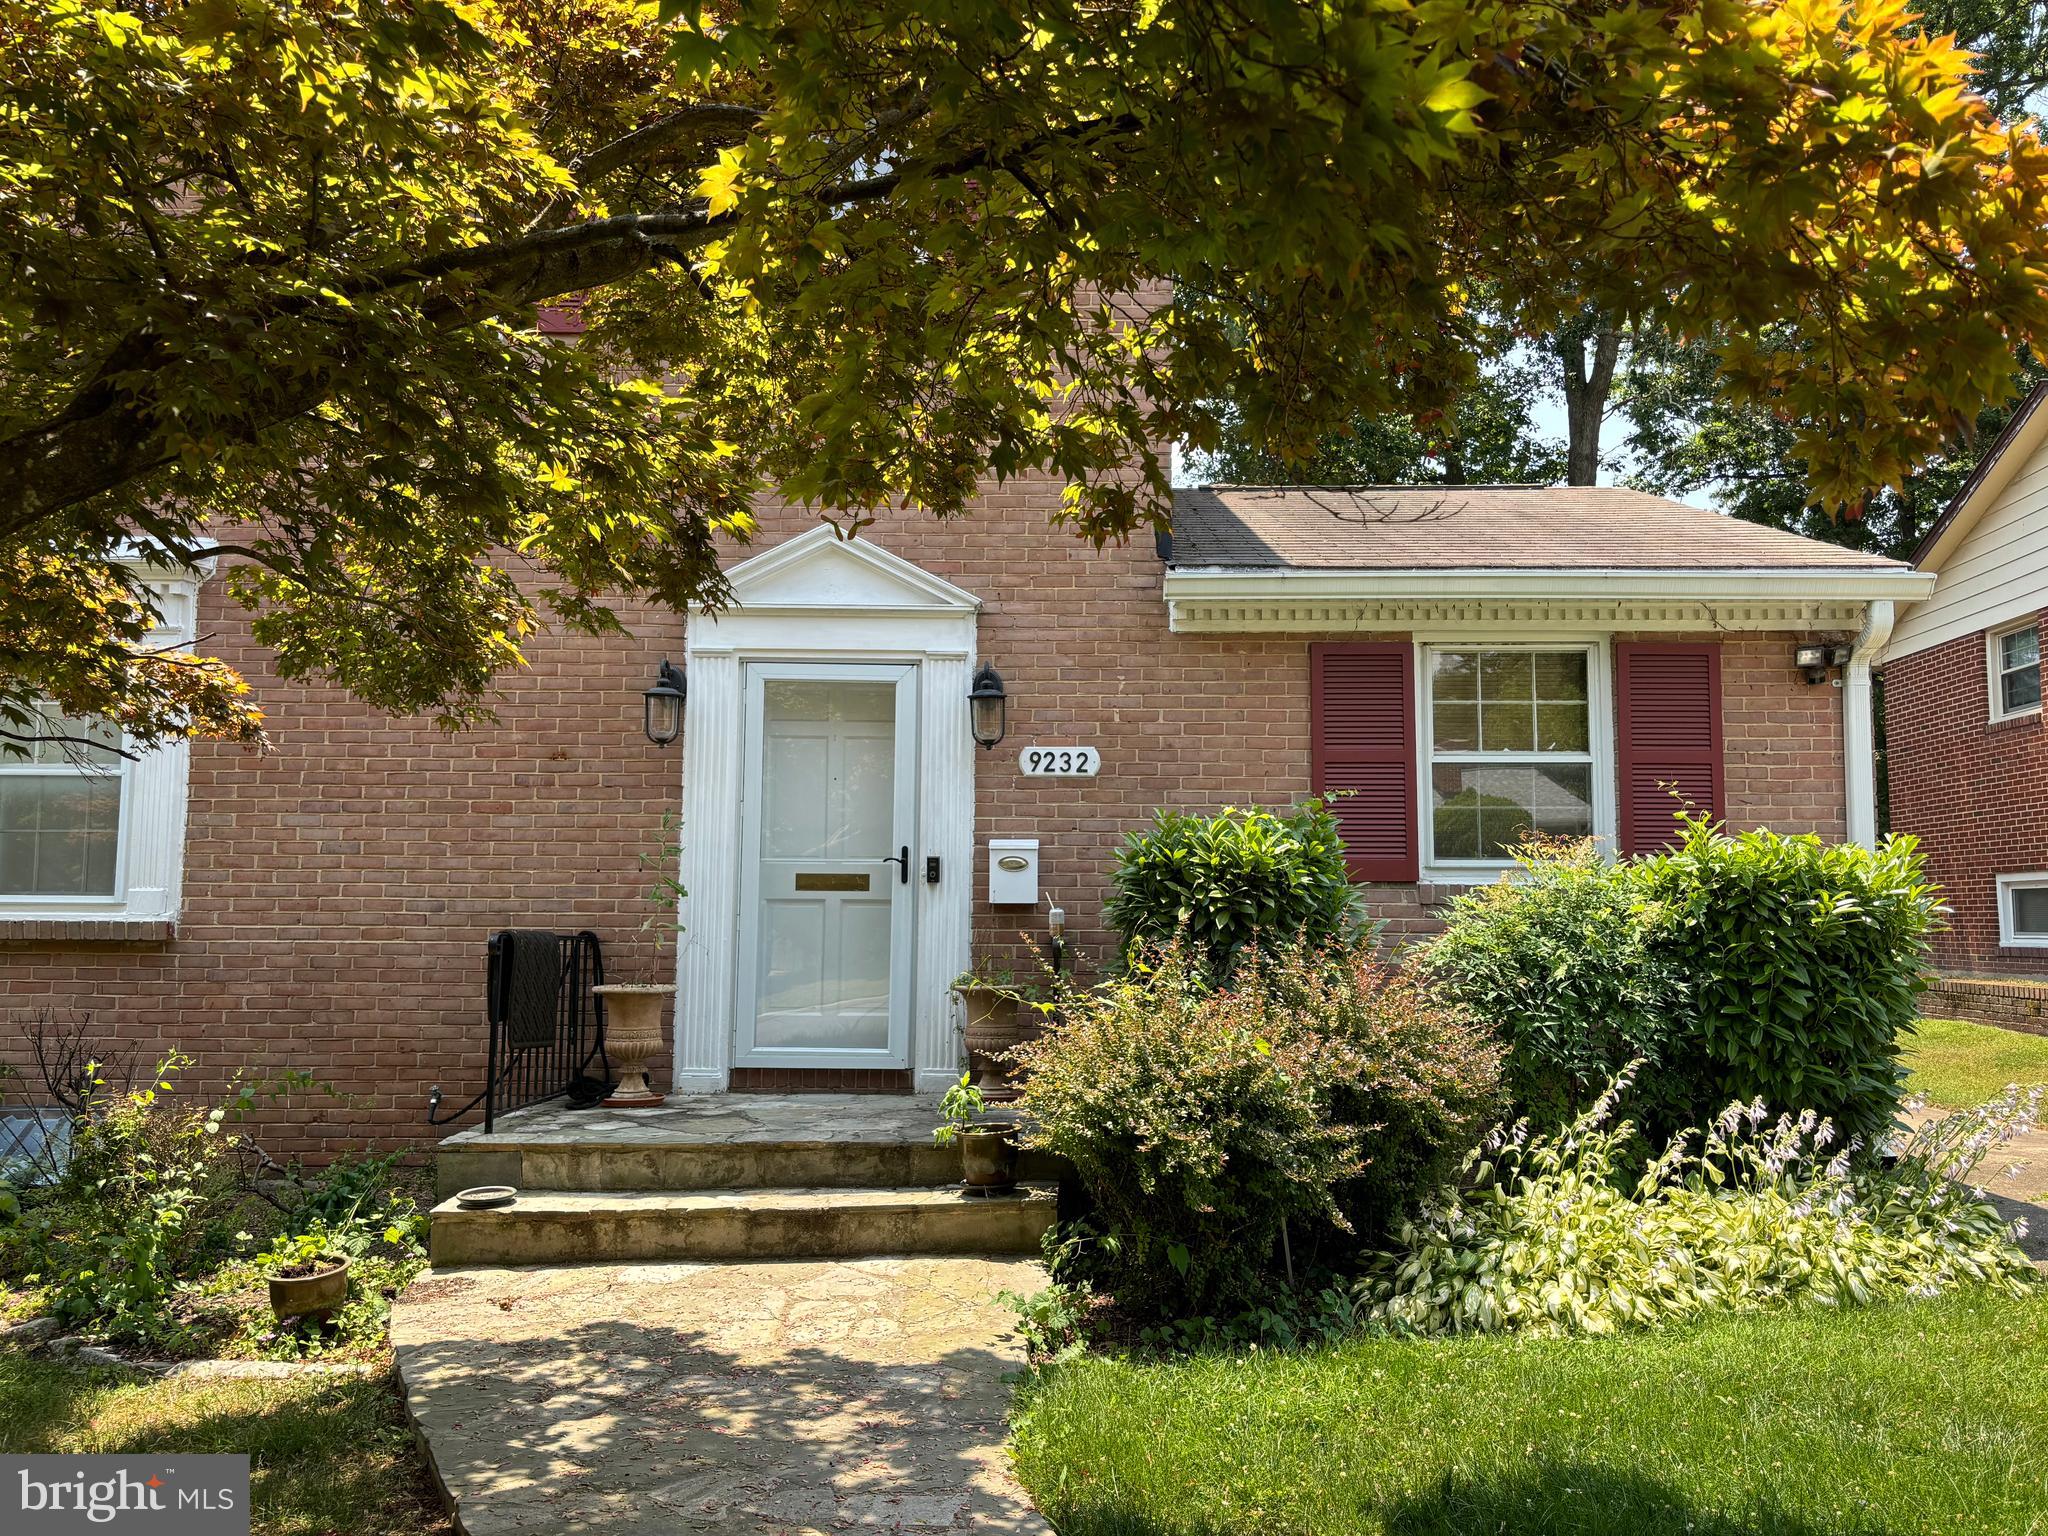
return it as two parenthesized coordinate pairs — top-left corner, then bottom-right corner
(1360, 1070), (2039, 1338)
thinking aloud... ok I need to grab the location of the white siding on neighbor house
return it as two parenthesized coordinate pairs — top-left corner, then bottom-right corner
(1890, 448), (2048, 662)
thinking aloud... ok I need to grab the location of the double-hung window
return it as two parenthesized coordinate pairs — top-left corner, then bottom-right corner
(0, 708), (127, 901)
(0, 554), (206, 926)
(1990, 619), (2042, 722)
(1425, 646), (1599, 868)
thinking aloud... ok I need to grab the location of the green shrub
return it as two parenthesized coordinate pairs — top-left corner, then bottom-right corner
(1421, 838), (1688, 1125)
(1421, 822), (1942, 1143)
(2, 1053), (250, 1344)
(1361, 1075), (2037, 1338)
(1103, 801), (1365, 982)
(1012, 943), (1501, 1318)
(1638, 820), (1940, 1148)
(0, 1051), (426, 1357)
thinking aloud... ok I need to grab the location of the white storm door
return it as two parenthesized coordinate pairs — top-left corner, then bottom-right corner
(734, 663), (917, 1068)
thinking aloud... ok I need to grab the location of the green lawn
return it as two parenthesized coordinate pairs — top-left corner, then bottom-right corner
(1904, 1016), (2048, 1109)
(1010, 1290), (2048, 1536)
(0, 1353), (447, 1536)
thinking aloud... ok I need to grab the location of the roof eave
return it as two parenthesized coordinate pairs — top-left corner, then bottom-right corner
(1161, 566), (1934, 603)
(1912, 381), (2048, 572)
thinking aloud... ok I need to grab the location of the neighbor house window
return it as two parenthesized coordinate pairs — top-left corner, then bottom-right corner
(1999, 873), (2048, 949)
(1425, 646), (1600, 867)
(0, 708), (127, 900)
(1989, 619), (2041, 721)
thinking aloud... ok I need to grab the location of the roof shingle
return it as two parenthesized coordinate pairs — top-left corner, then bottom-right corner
(1170, 485), (1907, 571)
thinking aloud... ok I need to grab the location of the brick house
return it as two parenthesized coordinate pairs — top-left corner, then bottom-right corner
(1885, 384), (2048, 1009)
(0, 481), (1926, 1153)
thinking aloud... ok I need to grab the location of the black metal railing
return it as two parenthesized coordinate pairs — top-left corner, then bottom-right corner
(427, 929), (608, 1132)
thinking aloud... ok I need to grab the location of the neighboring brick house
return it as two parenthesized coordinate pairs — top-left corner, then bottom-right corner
(0, 481), (1926, 1153)
(1885, 384), (2048, 991)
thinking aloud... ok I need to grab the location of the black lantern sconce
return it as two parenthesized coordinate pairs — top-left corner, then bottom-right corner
(1794, 643), (1853, 686)
(968, 662), (1008, 750)
(643, 658), (686, 746)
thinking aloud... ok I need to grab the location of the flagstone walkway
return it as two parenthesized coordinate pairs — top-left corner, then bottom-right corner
(392, 1256), (1049, 1534)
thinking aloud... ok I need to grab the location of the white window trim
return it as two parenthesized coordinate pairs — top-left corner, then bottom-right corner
(1414, 637), (1617, 885)
(0, 555), (206, 925)
(1987, 618), (2042, 724)
(1997, 872), (2048, 950)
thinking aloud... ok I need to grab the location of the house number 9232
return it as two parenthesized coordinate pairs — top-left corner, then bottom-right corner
(1019, 745), (1100, 776)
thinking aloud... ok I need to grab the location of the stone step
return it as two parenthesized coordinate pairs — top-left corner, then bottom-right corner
(428, 1184), (1059, 1267)
(436, 1135), (1064, 1199)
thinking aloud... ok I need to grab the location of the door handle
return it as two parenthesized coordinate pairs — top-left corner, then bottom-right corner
(882, 845), (910, 885)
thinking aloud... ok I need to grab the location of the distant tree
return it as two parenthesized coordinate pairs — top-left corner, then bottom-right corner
(1621, 332), (2048, 559)
(1187, 353), (1564, 487)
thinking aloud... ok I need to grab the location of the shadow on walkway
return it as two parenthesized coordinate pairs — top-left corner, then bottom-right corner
(394, 1256), (1045, 1534)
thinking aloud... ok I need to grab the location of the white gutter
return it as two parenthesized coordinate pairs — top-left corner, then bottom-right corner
(1162, 565), (1936, 604)
(1844, 599), (1895, 850)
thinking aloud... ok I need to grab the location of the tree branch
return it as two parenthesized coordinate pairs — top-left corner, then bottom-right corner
(0, 113), (1138, 539)
(570, 103), (765, 187)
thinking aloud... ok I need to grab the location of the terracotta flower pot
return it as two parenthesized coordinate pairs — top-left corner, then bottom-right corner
(268, 1257), (350, 1323)
(958, 1126), (1019, 1191)
(593, 983), (674, 1107)
(958, 986), (1024, 1099)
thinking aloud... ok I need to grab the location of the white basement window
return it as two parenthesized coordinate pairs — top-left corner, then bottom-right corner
(1989, 619), (2042, 722)
(1423, 644), (1611, 875)
(1998, 873), (2048, 950)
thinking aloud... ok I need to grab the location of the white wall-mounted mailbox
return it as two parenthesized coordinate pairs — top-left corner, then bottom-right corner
(987, 838), (1040, 906)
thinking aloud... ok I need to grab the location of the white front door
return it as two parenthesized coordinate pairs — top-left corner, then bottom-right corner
(734, 662), (917, 1069)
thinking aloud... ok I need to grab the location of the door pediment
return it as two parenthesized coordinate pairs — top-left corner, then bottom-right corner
(720, 524), (981, 615)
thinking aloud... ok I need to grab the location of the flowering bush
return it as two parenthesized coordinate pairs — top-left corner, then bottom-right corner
(1360, 1071), (2038, 1338)
(1012, 942), (1501, 1318)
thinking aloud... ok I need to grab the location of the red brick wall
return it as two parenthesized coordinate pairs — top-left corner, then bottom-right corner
(0, 604), (685, 1162)
(0, 475), (1854, 1155)
(1885, 611), (2048, 977)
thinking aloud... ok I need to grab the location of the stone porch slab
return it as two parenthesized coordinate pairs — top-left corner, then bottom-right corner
(436, 1096), (1059, 1198)
(444, 1095), (967, 1150)
(393, 1256), (1051, 1535)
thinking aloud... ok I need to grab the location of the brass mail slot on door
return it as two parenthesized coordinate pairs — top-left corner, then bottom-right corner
(794, 872), (871, 892)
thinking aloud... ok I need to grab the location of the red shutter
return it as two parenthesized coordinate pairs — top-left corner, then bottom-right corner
(1617, 643), (1724, 854)
(1311, 644), (1417, 882)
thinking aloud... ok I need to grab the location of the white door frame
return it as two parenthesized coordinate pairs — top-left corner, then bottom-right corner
(734, 661), (918, 1069)
(673, 525), (980, 1093)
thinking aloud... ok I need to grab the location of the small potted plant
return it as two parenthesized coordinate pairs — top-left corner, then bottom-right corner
(261, 1230), (352, 1324)
(933, 1072), (1018, 1191)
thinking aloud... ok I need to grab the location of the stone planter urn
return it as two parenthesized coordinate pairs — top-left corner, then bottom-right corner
(957, 984), (1025, 1101)
(268, 1257), (350, 1324)
(593, 983), (674, 1107)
